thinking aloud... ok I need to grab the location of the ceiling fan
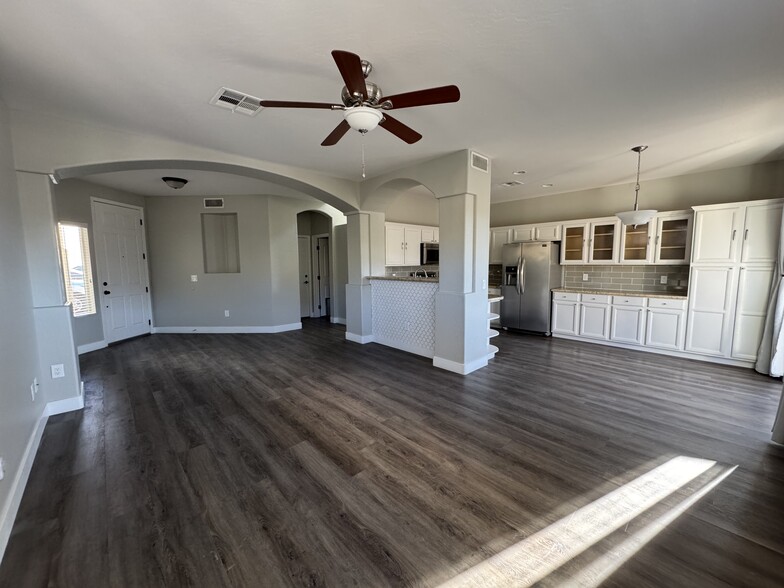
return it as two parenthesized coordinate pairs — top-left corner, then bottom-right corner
(260, 50), (460, 146)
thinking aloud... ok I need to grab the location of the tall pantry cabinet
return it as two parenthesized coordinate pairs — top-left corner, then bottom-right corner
(686, 199), (783, 362)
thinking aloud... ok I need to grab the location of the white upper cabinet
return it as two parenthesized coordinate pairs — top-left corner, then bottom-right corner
(421, 227), (439, 243)
(620, 221), (654, 264)
(741, 202), (783, 264)
(385, 223), (437, 265)
(490, 227), (513, 263)
(691, 206), (744, 264)
(535, 223), (562, 241)
(385, 224), (405, 266)
(653, 212), (692, 265)
(512, 225), (535, 242)
(588, 219), (620, 264)
(404, 227), (422, 265)
(561, 222), (589, 265)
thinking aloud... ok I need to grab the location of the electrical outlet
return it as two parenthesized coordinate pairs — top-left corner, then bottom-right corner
(660, 275), (668, 284)
(51, 364), (65, 379)
(190, 274), (198, 282)
(224, 310), (230, 317)
(583, 273), (589, 282)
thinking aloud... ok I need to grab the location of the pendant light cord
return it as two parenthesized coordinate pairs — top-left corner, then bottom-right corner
(361, 136), (366, 179)
(633, 148), (642, 212)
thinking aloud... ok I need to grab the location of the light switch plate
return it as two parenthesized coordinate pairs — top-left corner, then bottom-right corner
(224, 310), (230, 317)
(660, 275), (668, 284)
(583, 273), (589, 281)
(51, 364), (65, 379)
(191, 275), (198, 282)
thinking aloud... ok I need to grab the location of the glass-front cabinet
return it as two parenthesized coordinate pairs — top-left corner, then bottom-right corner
(589, 220), (620, 263)
(561, 222), (589, 264)
(620, 222), (653, 263)
(654, 214), (692, 264)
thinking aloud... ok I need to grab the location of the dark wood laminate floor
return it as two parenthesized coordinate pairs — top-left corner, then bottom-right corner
(2, 320), (784, 587)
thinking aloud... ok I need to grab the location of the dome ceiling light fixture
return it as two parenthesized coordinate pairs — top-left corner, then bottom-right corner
(162, 176), (188, 189)
(616, 145), (657, 227)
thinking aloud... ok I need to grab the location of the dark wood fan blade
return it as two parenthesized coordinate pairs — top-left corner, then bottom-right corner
(379, 114), (422, 144)
(321, 120), (351, 146)
(260, 100), (341, 109)
(384, 85), (460, 109)
(332, 50), (368, 101)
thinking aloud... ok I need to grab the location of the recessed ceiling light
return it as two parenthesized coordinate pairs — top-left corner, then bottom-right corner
(500, 181), (524, 187)
(513, 170), (526, 175)
(542, 183), (554, 188)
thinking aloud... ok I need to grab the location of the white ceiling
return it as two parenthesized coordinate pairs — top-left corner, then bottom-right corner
(1, 0), (783, 203)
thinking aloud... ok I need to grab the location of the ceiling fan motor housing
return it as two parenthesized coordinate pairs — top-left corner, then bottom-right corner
(341, 82), (383, 106)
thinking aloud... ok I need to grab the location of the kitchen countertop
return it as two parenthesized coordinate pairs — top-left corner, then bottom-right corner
(367, 276), (439, 283)
(552, 287), (688, 300)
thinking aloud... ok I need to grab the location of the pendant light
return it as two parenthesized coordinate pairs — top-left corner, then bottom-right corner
(616, 145), (656, 227)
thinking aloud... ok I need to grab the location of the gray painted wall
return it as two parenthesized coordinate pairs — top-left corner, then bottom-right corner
(384, 188), (439, 225)
(491, 159), (784, 226)
(297, 210), (331, 236)
(53, 179), (145, 347)
(0, 101), (46, 536)
(145, 194), (347, 328)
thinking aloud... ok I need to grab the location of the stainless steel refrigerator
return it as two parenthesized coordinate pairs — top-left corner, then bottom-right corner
(500, 242), (562, 334)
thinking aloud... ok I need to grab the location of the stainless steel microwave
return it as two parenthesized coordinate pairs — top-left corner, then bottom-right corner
(420, 242), (439, 265)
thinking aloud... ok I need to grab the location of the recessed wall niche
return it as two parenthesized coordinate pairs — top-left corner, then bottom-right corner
(201, 213), (240, 273)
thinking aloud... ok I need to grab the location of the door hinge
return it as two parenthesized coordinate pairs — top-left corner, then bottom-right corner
(317, 275), (321, 280)
(145, 286), (149, 292)
(139, 218), (143, 226)
(316, 245), (320, 250)
(142, 253), (146, 260)
(318, 304), (321, 310)
(148, 319), (151, 325)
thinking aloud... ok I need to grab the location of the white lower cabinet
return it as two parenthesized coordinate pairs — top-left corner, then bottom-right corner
(645, 298), (687, 351)
(579, 295), (611, 340)
(552, 292), (580, 335)
(610, 296), (646, 345)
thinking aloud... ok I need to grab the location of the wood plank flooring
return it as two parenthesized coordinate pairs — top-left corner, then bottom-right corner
(2, 320), (784, 586)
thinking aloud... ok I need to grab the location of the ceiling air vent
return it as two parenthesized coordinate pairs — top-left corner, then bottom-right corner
(204, 198), (225, 209)
(471, 151), (490, 173)
(210, 87), (262, 116)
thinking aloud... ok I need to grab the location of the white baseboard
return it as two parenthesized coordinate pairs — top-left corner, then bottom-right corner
(152, 323), (302, 334)
(551, 334), (755, 368)
(0, 407), (48, 565)
(433, 355), (489, 375)
(330, 316), (346, 325)
(345, 332), (375, 344)
(77, 340), (107, 355)
(46, 393), (85, 417)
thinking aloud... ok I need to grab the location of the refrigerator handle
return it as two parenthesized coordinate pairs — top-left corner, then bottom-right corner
(520, 257), (526, 294)
(515, 257), (522, 295)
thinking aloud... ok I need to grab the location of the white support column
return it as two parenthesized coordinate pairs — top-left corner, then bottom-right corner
(345, 210), (385, 344)
(433, 187), (491, 375)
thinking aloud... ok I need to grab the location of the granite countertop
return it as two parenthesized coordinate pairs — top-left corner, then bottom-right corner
(552, 287), (688, 300)
(367, 276), (439, 283)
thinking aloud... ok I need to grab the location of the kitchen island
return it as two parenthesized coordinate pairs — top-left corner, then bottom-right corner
(367, 276), (439, 357)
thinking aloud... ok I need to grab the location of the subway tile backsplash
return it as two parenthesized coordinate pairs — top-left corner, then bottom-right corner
(385, 264), (439, 277)
(562, 265), (689, 294)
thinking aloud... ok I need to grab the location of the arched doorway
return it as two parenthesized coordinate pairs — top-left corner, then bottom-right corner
(296, 210), (333, 319)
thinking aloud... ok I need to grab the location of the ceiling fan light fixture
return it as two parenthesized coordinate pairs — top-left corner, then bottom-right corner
(616, 145), (657, 227)
(343, 106), (383, 133)
(162, 176), (188, 189)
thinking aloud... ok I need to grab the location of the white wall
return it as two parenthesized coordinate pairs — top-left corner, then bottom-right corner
(53, 179), (145, 348)
(0, 101), (46, 557)
(384, 187), (439, 225)
(145, 193), (346, 330)
(491, 159), (784, 226)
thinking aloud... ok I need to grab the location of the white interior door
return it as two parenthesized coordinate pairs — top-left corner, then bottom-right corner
(93, 200), (151, 343)
(298, 236), (312, 318)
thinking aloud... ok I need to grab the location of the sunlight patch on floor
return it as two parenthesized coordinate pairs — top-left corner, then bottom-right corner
(438, 456), (732, 588)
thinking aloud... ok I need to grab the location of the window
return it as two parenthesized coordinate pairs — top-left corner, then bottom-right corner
(57, 223), (96, 317)
(202, 213), (240, 273)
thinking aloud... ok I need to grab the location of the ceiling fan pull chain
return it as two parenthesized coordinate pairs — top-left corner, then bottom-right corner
(361, 137), (366, 179)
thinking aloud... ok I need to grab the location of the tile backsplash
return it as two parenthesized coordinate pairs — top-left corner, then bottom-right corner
(385, 264), (438, 277)
(562, 265), (689, 293)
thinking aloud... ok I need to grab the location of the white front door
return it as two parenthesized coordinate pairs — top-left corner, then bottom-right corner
(298, 236), (312, 317)
(93, 200), (152, 343)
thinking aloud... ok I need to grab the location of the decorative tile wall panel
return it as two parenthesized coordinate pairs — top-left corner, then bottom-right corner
(372, 280), (438, 358)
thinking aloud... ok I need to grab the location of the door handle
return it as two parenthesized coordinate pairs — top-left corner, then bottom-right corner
(103, 290), (111, 295)
(304, 281), (309, 285)
(732, 229), (737, 240)
(520, 258), (526, 294)
(103, 282), (108, 286)
(744, 229), (748, 241)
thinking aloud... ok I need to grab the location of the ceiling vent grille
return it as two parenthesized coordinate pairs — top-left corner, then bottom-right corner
(210, 87), (262, 116)
(471, 151), (490, 173)
(204, 198), (225, 208)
